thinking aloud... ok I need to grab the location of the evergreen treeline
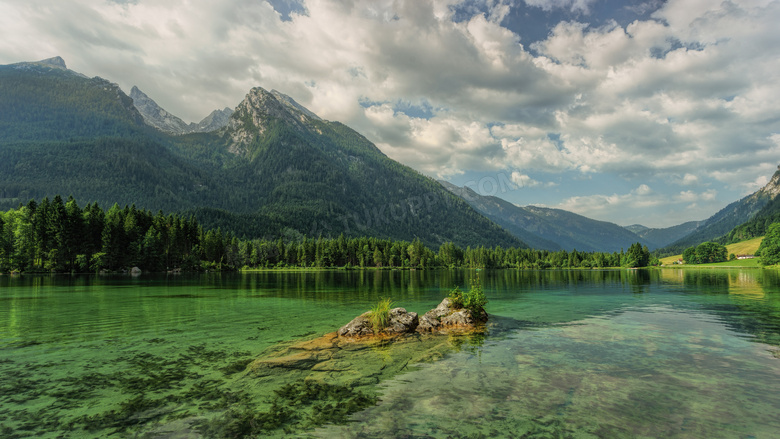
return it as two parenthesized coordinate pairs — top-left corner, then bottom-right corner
(0, 197), (657, 273)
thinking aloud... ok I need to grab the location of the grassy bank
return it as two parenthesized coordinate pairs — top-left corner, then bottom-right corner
(660, 236), (764, 267)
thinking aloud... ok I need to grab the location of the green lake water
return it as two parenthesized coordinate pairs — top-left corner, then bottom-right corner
(1, 269), (780, 438)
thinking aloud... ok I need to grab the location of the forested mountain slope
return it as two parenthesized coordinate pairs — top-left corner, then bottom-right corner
(0, 57), (523, 249)
(721, 167), (780, 243)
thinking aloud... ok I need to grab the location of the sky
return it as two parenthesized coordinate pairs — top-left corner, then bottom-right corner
(1, 0), (779, 228)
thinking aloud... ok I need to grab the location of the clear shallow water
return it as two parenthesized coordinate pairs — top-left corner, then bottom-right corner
(1, 269), (780, 438)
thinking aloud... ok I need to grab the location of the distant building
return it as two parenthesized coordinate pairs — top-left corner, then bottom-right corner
(736, 255), (755, 260)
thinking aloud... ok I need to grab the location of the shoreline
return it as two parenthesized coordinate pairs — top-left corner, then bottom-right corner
(2, 265), (779, 276)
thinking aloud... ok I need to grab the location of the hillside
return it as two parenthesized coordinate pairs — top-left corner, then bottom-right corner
(0, 57), (523, 249)
(659, 166), (780, 255)
(439, 182), (561, 250)
(722, 167), (780, 243)
(660, 236), (764, 265)
(440, 181), (651, 252)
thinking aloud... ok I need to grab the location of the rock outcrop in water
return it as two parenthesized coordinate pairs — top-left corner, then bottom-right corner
(337, 299), (487, 339)
(338, 308), (419, 337)
(417, 298), (488, 333)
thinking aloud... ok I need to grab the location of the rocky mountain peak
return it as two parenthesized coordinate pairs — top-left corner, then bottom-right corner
(38, 56), (67, 69)
(756, 165), (780, 200)
(195, 107), (234, 133)
(270, 89), (321, 121)
(129, 86), (232, 135)
(130, 85), (190, 135)
(225, 87), (319, 156)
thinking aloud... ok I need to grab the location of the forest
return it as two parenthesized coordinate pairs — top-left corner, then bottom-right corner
(0, 196), (657, 273)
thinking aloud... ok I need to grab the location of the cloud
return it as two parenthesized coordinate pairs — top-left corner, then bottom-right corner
(523, 0), (598, 14)
(510, 172), (557, 188)
(557, 185), (722, 226)
(0, 0), (778, 225)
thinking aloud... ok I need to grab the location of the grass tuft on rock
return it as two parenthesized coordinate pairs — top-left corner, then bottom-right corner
(368, 298), (394, 333)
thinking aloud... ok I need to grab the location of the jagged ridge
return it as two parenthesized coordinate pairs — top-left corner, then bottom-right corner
(130, 86), (233, 135)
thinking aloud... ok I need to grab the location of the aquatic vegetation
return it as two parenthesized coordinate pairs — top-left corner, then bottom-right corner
(220, 358), (254, 376)
(368, 297), (394, 332)
(197, 380), (378, 437)
(68, 394), (177, 433)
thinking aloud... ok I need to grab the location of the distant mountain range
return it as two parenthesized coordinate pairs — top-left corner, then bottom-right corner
(440, 181), (656, 252)
(440, 168), (780, 254)
(624, 222), (703, 249)
(0, 57), (522, 249)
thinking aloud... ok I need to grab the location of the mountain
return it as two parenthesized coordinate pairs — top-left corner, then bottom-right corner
(201, 86), (524, 247)
(722, 166), (780, 243)
(130, 86), (233, 134)
(519, 205), (653, 252)
(440, 182), (652, 252)
(195, 107), (233, 132)
(130, 86), (191, 134)
(0, 58), (151, 144)
(439, 182), (561, 250)
(659, 166), (780, 254)
(0, 57), (523, 249)
(624, 221), (703, 249)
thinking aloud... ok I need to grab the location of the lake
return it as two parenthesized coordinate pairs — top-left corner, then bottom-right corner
(1, 269), (780, 438)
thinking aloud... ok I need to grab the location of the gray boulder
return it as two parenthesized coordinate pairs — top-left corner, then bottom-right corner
(338, 312), (374, 337)
(338, 307), (418, 338)
(385, 307), (419, 334)
(417, 298), (487, 333)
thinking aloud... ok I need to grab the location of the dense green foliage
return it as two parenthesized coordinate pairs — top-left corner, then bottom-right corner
(463, 277), (488, 316)
(682, 241), (729, 264)
(757, 223), (780, 266)
(623, 242), (653, 268)
(448, 277), (488, 316)
(448, 286), (465, 308)
(0, 196), (203, 273)
(0, 197), (657, 273)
